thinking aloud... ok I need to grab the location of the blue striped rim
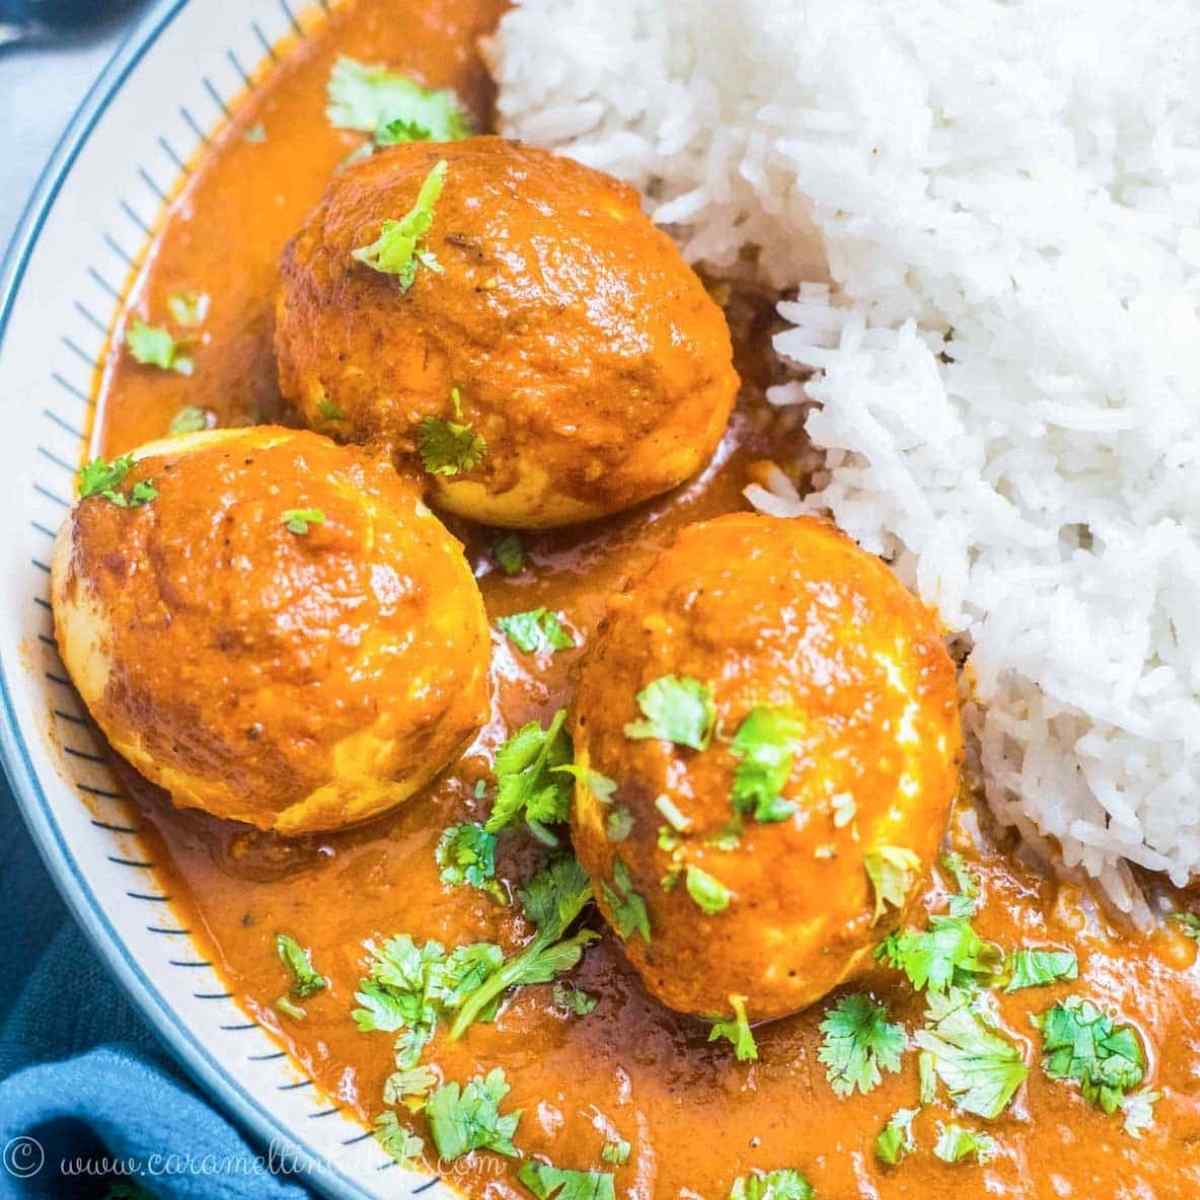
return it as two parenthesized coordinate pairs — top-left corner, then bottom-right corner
(0, 2), (432, 1196)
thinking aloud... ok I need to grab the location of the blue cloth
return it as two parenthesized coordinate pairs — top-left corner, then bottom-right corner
(0, 771), (313, 1199)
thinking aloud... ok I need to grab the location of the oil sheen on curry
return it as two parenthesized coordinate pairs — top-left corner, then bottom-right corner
(49, 2), (1200, 1197)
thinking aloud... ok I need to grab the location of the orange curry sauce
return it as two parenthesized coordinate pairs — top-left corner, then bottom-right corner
(86, 1), (1200, 1196)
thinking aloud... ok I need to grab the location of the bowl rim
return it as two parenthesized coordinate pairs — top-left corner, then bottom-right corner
(0, 4), (376, 1196)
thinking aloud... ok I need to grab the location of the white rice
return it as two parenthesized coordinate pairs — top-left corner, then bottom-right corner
(487, 0), (1200, 913)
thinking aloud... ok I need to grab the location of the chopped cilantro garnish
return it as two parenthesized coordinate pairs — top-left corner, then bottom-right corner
(874, 1107), (918, 1166)
(864, 845), (921, 923)
(352, 159), (447, 287)
(382, 1064), (438, 1107)
(498, 608), (574, 654)
(932, 1122), (996, 1164)
(418, 413), (486, 476)
(373, 1110), (424, 1168)
(818, 993), (906, 1098)
(602, 857), (651, 943)
(1004, 947), (1077, 993)
(275, 932), (326, 1000)
(708, 994), (757, 1062)
(435, 822), (504, 902)
(282, 507), (325, 535)
(940, 851), (980, 917)
(426, 1067), (520, 1161)
(485, 710), (573, 845)
(727, 1169), (814, 1200)
(914, 987), (1027, 1118)
(493, 532), (526, 576)
(600, 1139), (631, 1166)
(552, 981), (597, 1016)
(685, 864), (732, 915)
(1122, 1088), (1162, 1139)
(168, 405), (211, 435)
(274, 995), (306, 1021)
(606, 807), (634, 842)
(326, 56), (471, 144)
(555, 763), (617, 805)
(449, 856), (598, 1038)
(517, 1161), (615, 1200)
(730, 706), (801, 823)
(624, 675), (715, 750)
(1169, 911), (1200, 940)
(918, 1049), (937, 1104)
(166, 290), (208, 327)
(875, 914), (1002, 993)
(127, 317), (191, 374)
(654, 795), (692, 833)
(1033, 996), (1146, 1114)
(316, 396), (346, 423)
(77, 454), (158, 509)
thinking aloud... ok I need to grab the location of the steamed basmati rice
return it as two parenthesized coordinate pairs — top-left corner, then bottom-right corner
(488, 0), (1200, 913)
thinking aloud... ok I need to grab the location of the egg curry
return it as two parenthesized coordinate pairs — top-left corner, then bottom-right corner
(48, 2), (1200, 1198)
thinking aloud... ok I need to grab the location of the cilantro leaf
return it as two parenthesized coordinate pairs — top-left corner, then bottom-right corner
(449, 856), (597, 1038)
(486, 710), (574, 845)
(555, 763), (617, 805)
(600, 1139), (630, 1166)
(352, 159), (447, 288)
(875, 914), (1002, 993)
(282, 507), (325, 535)
(517, 1161), (615, 1200)
(418, 415), (486, 476)
(1004, 948), (1077, 993)
(864, 845), (921, 924)
(426, 1067), (521, 1161)
(728, 1169), (814, 1200)
(624, 675), (715, 750)
(373, 1111), (424, 1167)
(601, 857), (651, 943)
(606, 807), (634, 842)
(166, 290), (208, 327)
(498, 609), (575, 655)
(275, 932), (327, 1000)
(436, 822), (504, 902)
(1033, 996), (1146, 1114)
(708, 994), (757, 1062)
(326, 56), (471, 143)
(553, 981), (597, 1016)
(382, 1064), (438, 1106)
(730, 706), (801, 823)
(77, 454), (158, 509)
(875, 1107), (918, 1166)
(914, 987), (1028, 1118)
(818, 993), (906, 1098)
(127, 316), (191, 373)
(493, 533), (526, 576)
(685, 864), (732, 915)
(940, 851), (980, 917)
(168, 405), (211, 435)
(1168, 911), (1200, 940)
(932, 1122), (996, 1164)
(1122, 1088), (1162, 1139)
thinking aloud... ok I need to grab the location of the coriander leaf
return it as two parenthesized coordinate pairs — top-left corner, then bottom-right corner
(624, 675), (715, 750)
(439, 942), (505, 1010)
(932, 1122), (996, 1165)
(127, 317), (191, 374)
(730, 706), (801, 823)
(373, 1111), (424, 1167)
(1169, 911), (1200, 940)
(166, 290), (208, 327)
(77, 454), (158, 509)
(383, 1064), (438, 1106)
(352, 159), (447, 287)
(875, 1107), (918, 1166)
(914, 987), (1027, 1119)
(600, 1139), (630, 1166)
(1122, 1088), (1161, 1139)
(606, 807), (634, 842)
(436, 822), (504, 902)
(493, 532), (526, 576)
(654, 795), (692, 833)
(1033, 996), (1146, 1115)
(864, 845), (921, 924)
(518, 1161), (615, 1200)
(553, 981), (598, 1016)
(326, 56), (471, 143)
(555, 763), (618, 805)
(426, 1067), (520, 1161)
(818, 993), (906, 1098)
(282, 507), (325, 535)
(875, 914), (1002, 994)
(708, 994), (757, 1062)
(418, 415), (486, 476)
(486, 710), (573, 844)
(918, 1049), (936, 1104)
(168, 405), (211, 435)
(1004, 948), (1078, 993)
(449, 856), (597, 1038)
(498, 608), (574, 654)
(685, 864), (732, 915)
(275, 932), (327, 1000)
(601, 857), (651, 943)
(940, 851), (980, 917)
(274, 994), (306, 1021)
(728, 1169), (814, 1200)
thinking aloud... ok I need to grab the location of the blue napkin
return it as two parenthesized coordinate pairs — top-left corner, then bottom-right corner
(0, 770), (313, 1199)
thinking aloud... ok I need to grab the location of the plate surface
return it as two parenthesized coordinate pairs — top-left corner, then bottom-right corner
(0, 2), (449, 1195)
